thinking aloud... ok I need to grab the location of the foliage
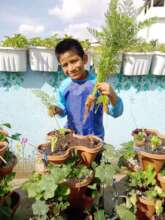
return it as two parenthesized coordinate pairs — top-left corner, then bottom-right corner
(119, 141), (135, 160)
(0, 173), (15, 198)
(144, 186), (165, 216)
(128, 165), (156, 189)
(93, 209), (106, 220)
(32, 90), (55, 108)
(0, 122), (21, 143)
(23, 160), (93, 219)
(149, 135), (162, 151)
(160, 168), (165, 177)
(23, 163), (71, 219)
(1, 34), (29, 48)
(115, 204), (136, 220)
(29, 34), (60, 48)
(133, 130), (146, 142)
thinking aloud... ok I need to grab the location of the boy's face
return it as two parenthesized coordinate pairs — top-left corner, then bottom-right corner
(59, 49), (88, 80)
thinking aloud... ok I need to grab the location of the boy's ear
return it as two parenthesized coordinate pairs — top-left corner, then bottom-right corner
(83, 53), (88, 65)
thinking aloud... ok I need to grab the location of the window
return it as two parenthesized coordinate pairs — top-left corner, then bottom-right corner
(153, 0), (164, 6)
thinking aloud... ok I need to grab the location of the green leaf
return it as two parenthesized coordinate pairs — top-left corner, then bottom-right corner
(1, 123), (11, 128)
(94, 209), (106, 220)
(116, 205), (136, 220)
(32, 200), (48, 216)
(10, 133), (21, 140)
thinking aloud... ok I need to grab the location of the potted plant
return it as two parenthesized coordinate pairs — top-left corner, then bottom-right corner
(38, 128), (103, 166)
(29, 34), (60, 72)
(151, 43), (165, 76)
(157, 167), (165, 192)
(22, 163), (71, 219)
(118, 141), (139, 171)
(138, 132), (165, 173)
(0, 172), (20, 219)
(23, 157), (94, 219)
(0, 34), (28, 72)
(123, 41), (154, 76)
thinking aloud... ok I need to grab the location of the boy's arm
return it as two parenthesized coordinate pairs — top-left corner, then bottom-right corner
(96, 82), (123, 117)
(48, 87), (67, 117)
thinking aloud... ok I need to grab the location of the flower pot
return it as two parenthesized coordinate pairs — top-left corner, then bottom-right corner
(0, 191), (20, 218)
(0, 142), (8, 157)
(66, 171), (94, 208)
(0, 47), (27, 72)
(137, 197), (155, 219)
(0, 153), (17, 176)
(38, 143), (71, 164)
(157, 173), (165, 192)
(29, 46), (58, 72)
(73, 135), (103, 167)
(138, 150), (165, 173)
(0, 129), (8, 137)
(122, 52), (153, 75)
(151, 52), (165, 75)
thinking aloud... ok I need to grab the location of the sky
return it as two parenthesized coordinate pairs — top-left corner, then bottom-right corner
(0, 0), (144, 42)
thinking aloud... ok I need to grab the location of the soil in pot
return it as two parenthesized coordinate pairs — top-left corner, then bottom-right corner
(0, 151), (17, 176)
(39, 134), (101, 156)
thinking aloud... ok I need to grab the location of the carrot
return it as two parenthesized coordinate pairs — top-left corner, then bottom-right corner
(83, 95), (96, 122)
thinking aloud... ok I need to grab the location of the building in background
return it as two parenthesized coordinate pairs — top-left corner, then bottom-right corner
(138, 0), (165, 43)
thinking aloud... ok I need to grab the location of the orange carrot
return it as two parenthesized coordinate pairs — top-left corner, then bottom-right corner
(83, 95), (96, 122)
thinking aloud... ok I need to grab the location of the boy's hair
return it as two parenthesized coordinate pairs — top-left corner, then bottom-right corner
(55, 38), (85, 61)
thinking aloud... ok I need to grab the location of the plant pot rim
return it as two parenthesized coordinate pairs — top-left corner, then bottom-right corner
(139, 150), (165, 160)
(123, 52), (153, 55)
(28, 46), (55, 50)
(71, 134), (103, 153)
(66, 171), (94, 188)
(139, 196), (155, 206)
(38, 143), (70, 161)
(0, 47), (27, 50)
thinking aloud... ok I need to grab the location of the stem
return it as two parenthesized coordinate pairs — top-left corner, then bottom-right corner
(0, 156), (7, 164)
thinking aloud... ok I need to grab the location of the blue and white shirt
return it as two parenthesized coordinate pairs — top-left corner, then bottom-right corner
(55, 71), (123, 139)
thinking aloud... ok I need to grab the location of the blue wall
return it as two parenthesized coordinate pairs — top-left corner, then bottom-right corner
(1, 68), (165, 159)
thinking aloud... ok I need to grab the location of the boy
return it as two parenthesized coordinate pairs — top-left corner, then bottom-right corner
(49, 38), (123, 140)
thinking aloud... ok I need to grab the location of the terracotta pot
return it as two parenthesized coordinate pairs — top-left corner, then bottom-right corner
(66, 171), (94, 208)
(0, 191), (20, 218)
(138, 151), (165, 173)
(0, 142), (8, 157)
(0, 153), (17, 176)
(73, 135), (103, 167)
(157, 173), (165, 192)
(0, 129), (8, 137)
(38, 143), (70, 164)
(82, 193), (94, 210)
(137, 196), (155, 219)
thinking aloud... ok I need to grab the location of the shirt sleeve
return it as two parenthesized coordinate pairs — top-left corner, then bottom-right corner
(107, 96), (123, 118)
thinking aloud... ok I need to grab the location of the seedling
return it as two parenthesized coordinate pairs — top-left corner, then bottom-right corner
(50, 136), (58, 153)
(149, 135), (162, 151)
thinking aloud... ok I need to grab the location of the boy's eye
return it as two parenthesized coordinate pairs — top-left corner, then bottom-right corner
(62, 63), (68, 68)
(71, 59), (78, 63)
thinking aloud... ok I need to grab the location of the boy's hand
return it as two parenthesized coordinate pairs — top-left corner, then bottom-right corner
(48, 105), (63, 117)
(96, 82), (118, 106)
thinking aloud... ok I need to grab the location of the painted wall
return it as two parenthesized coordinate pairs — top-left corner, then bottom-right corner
(1, 67), (165, 159)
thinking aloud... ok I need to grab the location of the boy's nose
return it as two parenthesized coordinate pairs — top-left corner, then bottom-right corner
(68, 63), (75, 72)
